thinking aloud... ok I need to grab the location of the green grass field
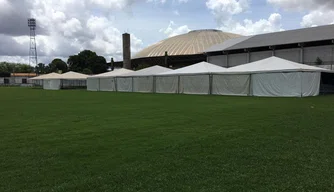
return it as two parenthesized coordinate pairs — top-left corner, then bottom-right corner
(0, 87), (333, 192)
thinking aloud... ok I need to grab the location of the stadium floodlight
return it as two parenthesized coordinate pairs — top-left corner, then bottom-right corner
(27, 18), (38, 67)
(28, 18), (36, 28)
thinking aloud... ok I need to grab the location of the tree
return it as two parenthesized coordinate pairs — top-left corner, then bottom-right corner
(49, 59), (68, 73)
(315, 57), (323, 65)
(82, 68), (92, 75)
(35, 63), (47, 74)
(90, 56), (108, 74)
(0, 62), (34, 73)
(67, 50), (108, 74)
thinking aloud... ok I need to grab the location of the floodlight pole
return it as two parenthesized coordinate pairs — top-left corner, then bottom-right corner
(28, 18), (38, 68)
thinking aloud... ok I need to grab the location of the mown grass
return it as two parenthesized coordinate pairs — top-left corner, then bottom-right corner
(0, 87), (333, 192)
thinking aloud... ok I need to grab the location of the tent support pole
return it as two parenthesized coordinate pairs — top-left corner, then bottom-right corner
(209, 74), (213, 95)
(132, 77), (134, 92)
(300, 72), (303, 98)
(248, 74), (252, 96)
(153, 76), (156, 93)
(177, 75), (180, 94)
(114, 77), (117, 92)
(98, 78), (100, 91)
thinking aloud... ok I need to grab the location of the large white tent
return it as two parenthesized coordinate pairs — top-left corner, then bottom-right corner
(87, 69), (133, 91)
(217, 56), (330, 97)
(156, 62), (227, 94)
(42, 71), (89, 90)
(116, 65), (172, 93)
(30, 72), (60, 86)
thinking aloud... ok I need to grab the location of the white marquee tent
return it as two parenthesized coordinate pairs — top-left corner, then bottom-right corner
(156, 62), (227, 94)
(116, 65), (172, 93)
(42, 71), (89, 90)
(30, 72), (60, 86)
(217, 56), (330, 97)
(87, 68), (133, 91)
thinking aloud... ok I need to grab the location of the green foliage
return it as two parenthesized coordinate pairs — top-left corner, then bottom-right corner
(49, 58), (68, 73)
(0, 72), (10, 77)
(315, 57), (323, 65)
(35, 63), (47, 74)
(67, 50), (108, 74)
(0, 62), (34, 73)
(1, 88), (334, 191)
(82, 68), (93, 75)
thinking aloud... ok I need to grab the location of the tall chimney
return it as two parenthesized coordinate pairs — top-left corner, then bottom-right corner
(122, 33), (131, 69)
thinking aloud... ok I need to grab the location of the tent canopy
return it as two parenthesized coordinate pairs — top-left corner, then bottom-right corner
(225, 56), (330, 74)
(157, 61), (227, 76)
(88, 68), (133, 79)
(30, 72), (62, 80)
(120, 65), (172, 77)
(59, 71), (90, 79)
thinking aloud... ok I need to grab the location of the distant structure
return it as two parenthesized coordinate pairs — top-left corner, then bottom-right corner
(111, 30), (241, 70)
(122, 33), (131, 69)
(28, 18), (38, 67)
(205, 24), (334, 70)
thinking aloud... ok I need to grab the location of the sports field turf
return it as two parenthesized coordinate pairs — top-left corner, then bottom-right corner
(0, 87), (333, 191)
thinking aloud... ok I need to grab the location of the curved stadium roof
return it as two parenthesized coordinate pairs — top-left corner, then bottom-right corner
(133, 29), (241, 59)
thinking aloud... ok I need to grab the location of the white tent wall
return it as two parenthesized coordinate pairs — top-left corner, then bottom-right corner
(87, 78), (99, 91)
(99, 77), (116, 91)
(133, 76), (154, 93)
(43, 79), (61, 90)
(155, 76), (179, 94)
(302, 72), (321, 97)
(61, 80), (86, 88)
(116, 77), (133, 92)
(251, 72), (302, 97)
(212, 74), (250, 96)
(179, 75), (210, 95)
(250, 72), (321, 97)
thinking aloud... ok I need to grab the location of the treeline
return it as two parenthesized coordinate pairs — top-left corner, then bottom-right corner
(0, 50), (110, 76)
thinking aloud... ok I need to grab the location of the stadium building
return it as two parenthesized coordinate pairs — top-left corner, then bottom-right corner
(113, 29), (241, 69)
(205, 24), (334, 70)
(114, 24), (334, 71)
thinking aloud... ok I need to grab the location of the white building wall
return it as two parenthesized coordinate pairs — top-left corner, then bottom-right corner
(275, 48), (300, 63)
(304, 45), (334, 70)
(228, 53), (248, 67)
(208, 55), (227, 67)
(207, 45), (334, 69)
(250, 51), (272, 62)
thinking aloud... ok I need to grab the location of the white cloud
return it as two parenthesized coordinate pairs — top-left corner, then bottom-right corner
(159, 21), (191, 37)
(267, 0), (334, 11)
(220, 13), (284, 35)
(206, 0), (250, 26)
(301, 10), (334, 27)
(206, 0), (283, 35)
(267, 0), (334, 27)
(0, 0), (146, 64)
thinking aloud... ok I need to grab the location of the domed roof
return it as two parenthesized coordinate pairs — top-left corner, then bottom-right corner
(134, 29), (241, 59)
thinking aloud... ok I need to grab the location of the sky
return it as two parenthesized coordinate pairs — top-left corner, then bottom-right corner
(1, 0), (334, 65)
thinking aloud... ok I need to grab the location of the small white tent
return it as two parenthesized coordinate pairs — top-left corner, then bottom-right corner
(42, 71), (89, 90)
(156, 62), (227, 95)
(40, 73), (63, 90)
(116, 65), (172, 93)
(223, 56), (329, 97)
(87, 69), (133, 91)
(30, 72), (60, 86)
